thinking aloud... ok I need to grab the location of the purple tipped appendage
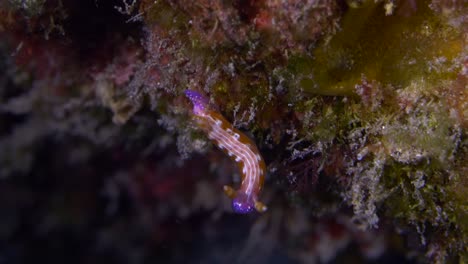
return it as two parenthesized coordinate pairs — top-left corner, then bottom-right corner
(185, 90), (209, 115)
(232, 192), (255, 214)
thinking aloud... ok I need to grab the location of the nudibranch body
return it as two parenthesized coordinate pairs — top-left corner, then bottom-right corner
(185, 90), (267, 214)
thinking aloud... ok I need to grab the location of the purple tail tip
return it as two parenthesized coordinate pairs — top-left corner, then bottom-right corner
(185, 90), (209, 115)
(232, 192), (255, 214)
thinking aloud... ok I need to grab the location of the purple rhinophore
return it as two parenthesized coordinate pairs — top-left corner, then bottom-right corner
(185, 90), (209, 115)
(231, 192), (255, 214)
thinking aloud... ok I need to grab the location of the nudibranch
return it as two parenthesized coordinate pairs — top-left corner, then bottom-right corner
(185, 90), (267, 214)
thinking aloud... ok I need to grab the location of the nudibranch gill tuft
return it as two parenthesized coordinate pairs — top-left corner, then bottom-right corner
(185, 90), (267, 214)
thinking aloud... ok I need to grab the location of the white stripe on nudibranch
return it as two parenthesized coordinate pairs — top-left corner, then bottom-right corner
(206, 115), (261, 195)
(256, 154), (262, 161)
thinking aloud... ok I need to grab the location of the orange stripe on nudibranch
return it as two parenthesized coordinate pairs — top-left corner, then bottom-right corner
(185, 90), (267, 214)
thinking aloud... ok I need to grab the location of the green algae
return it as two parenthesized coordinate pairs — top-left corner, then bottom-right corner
(285, 1), (466, 254)
(300, 0), (463, 96)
